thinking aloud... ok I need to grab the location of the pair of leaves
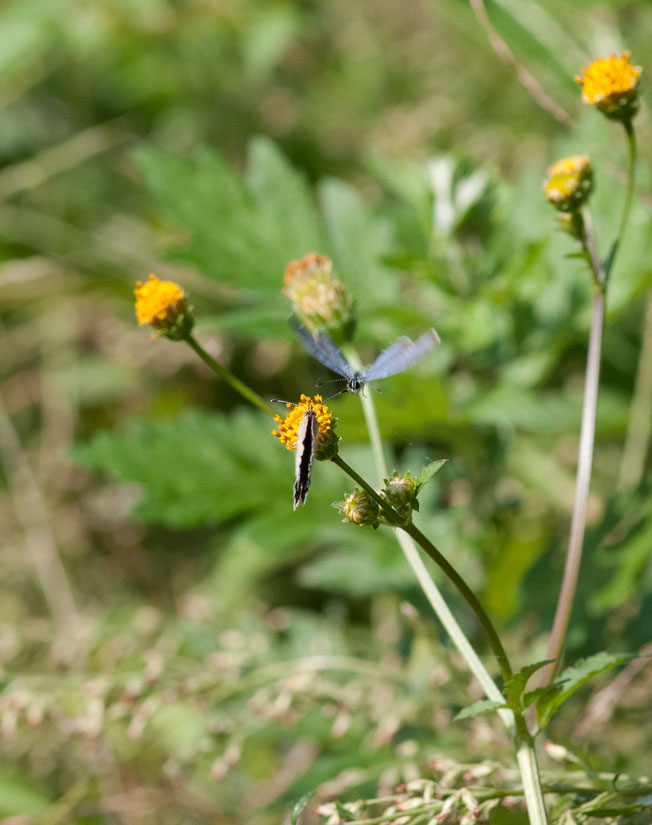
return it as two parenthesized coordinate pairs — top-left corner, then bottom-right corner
(456, 652), (641, 729)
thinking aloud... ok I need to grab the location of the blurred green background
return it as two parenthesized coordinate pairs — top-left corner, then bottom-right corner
(1, 0), (652, 822)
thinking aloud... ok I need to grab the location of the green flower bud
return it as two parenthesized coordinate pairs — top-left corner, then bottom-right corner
(341, 489), (380, 529)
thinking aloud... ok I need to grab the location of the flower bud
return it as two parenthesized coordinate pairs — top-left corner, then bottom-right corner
(544, 156), (593, 213)
(380, 472), (419, 524)
(384, 472), (417, 506)
(134, 274), (194, 340)
(283, 253), (355, 342)
(340, 489), (380, 529)
(575, 51), (642, 122)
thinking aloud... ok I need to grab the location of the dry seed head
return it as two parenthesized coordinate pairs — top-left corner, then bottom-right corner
(283, 253), (355, 341)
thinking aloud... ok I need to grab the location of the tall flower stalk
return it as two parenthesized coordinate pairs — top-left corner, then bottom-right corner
(538, 53), (640, 689)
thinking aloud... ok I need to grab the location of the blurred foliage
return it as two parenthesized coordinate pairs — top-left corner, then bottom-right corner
(2, 0), (652, 822)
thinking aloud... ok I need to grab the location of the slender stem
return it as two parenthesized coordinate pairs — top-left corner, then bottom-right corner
(515, 731), (549, 825)
(619, 290), (652, 489)
(340, 347), (509, 710)
(403, 522), (513, 684)
(538, 280), (605, 688)
(184, 334), (275, 416)
(604, 121), (637, 284)
(392, 529), (512, 715)
(538, 124), (637, 688)
(341, 345), (389, 476)
(333, 452), (548, 824)
(331, 454), (513, 684)
(340, 345), (547, 824)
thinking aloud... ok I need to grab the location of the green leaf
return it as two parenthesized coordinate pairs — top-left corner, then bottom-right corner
(135, 138), (322, 293)
(246, 137), (325, 263)
(532, 652), (640, 728)
(318, 177), (395, 305)
(415, 458), (447, 489)
(454, 699), (507, 721)
(71, 409), (292, 527)
(291, 789), (318, 825)
(503, 660), (554, 708)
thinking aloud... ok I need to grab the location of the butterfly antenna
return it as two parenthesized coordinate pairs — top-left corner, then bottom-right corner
(324, 387), (350, 402)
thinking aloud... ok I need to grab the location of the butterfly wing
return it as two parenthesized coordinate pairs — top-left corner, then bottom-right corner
(293, 408), (319, 509)
(290, 319), (355, 379)
(362, 328), (440, 381)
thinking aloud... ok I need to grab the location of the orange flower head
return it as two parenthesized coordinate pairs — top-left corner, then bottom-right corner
(575, 51), (641, 120)
(134, 274), (194, 340)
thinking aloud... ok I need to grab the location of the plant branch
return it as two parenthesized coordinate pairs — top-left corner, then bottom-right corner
(185, 334), (275, 415)
(403, 522), (513, 684)
(341, 347), (511, 706)
(331, 454), (513, 684)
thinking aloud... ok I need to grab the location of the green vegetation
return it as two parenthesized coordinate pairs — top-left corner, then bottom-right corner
(1, 1), (652, 823)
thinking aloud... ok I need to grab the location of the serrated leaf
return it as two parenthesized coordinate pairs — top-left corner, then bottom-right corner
(291, 789), (317, 825)
(415, 458), (447, 489)
(503, 660), (554, 707)
(454, 699), (507, 721)
(71, 409), (294, 527)
(521, 685), (558, 710)
(135, 139), (322, 293)
(534, 652), (640, 728)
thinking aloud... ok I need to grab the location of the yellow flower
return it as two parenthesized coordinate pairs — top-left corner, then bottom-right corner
(272, 394), (338, 460)
(544, 155), (593, 213)
(575, 51), (641, 120)
(134, 274), (194, 340)
(283, 253), (355, 341)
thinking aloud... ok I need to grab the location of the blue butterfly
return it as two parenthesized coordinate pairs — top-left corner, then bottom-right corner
(291, 319), (440, 395)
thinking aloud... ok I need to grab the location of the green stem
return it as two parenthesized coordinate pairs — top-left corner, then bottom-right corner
(341, 345), (388, 476)
(331, 454), (513, 684)
(338, 346), (547, 824)
(403, 522), (513, 684)
(184, 334), (275, 416)
(604, 121), (637, 284)
(332, 453), (548, 824)
(341, 346), (510, 710)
